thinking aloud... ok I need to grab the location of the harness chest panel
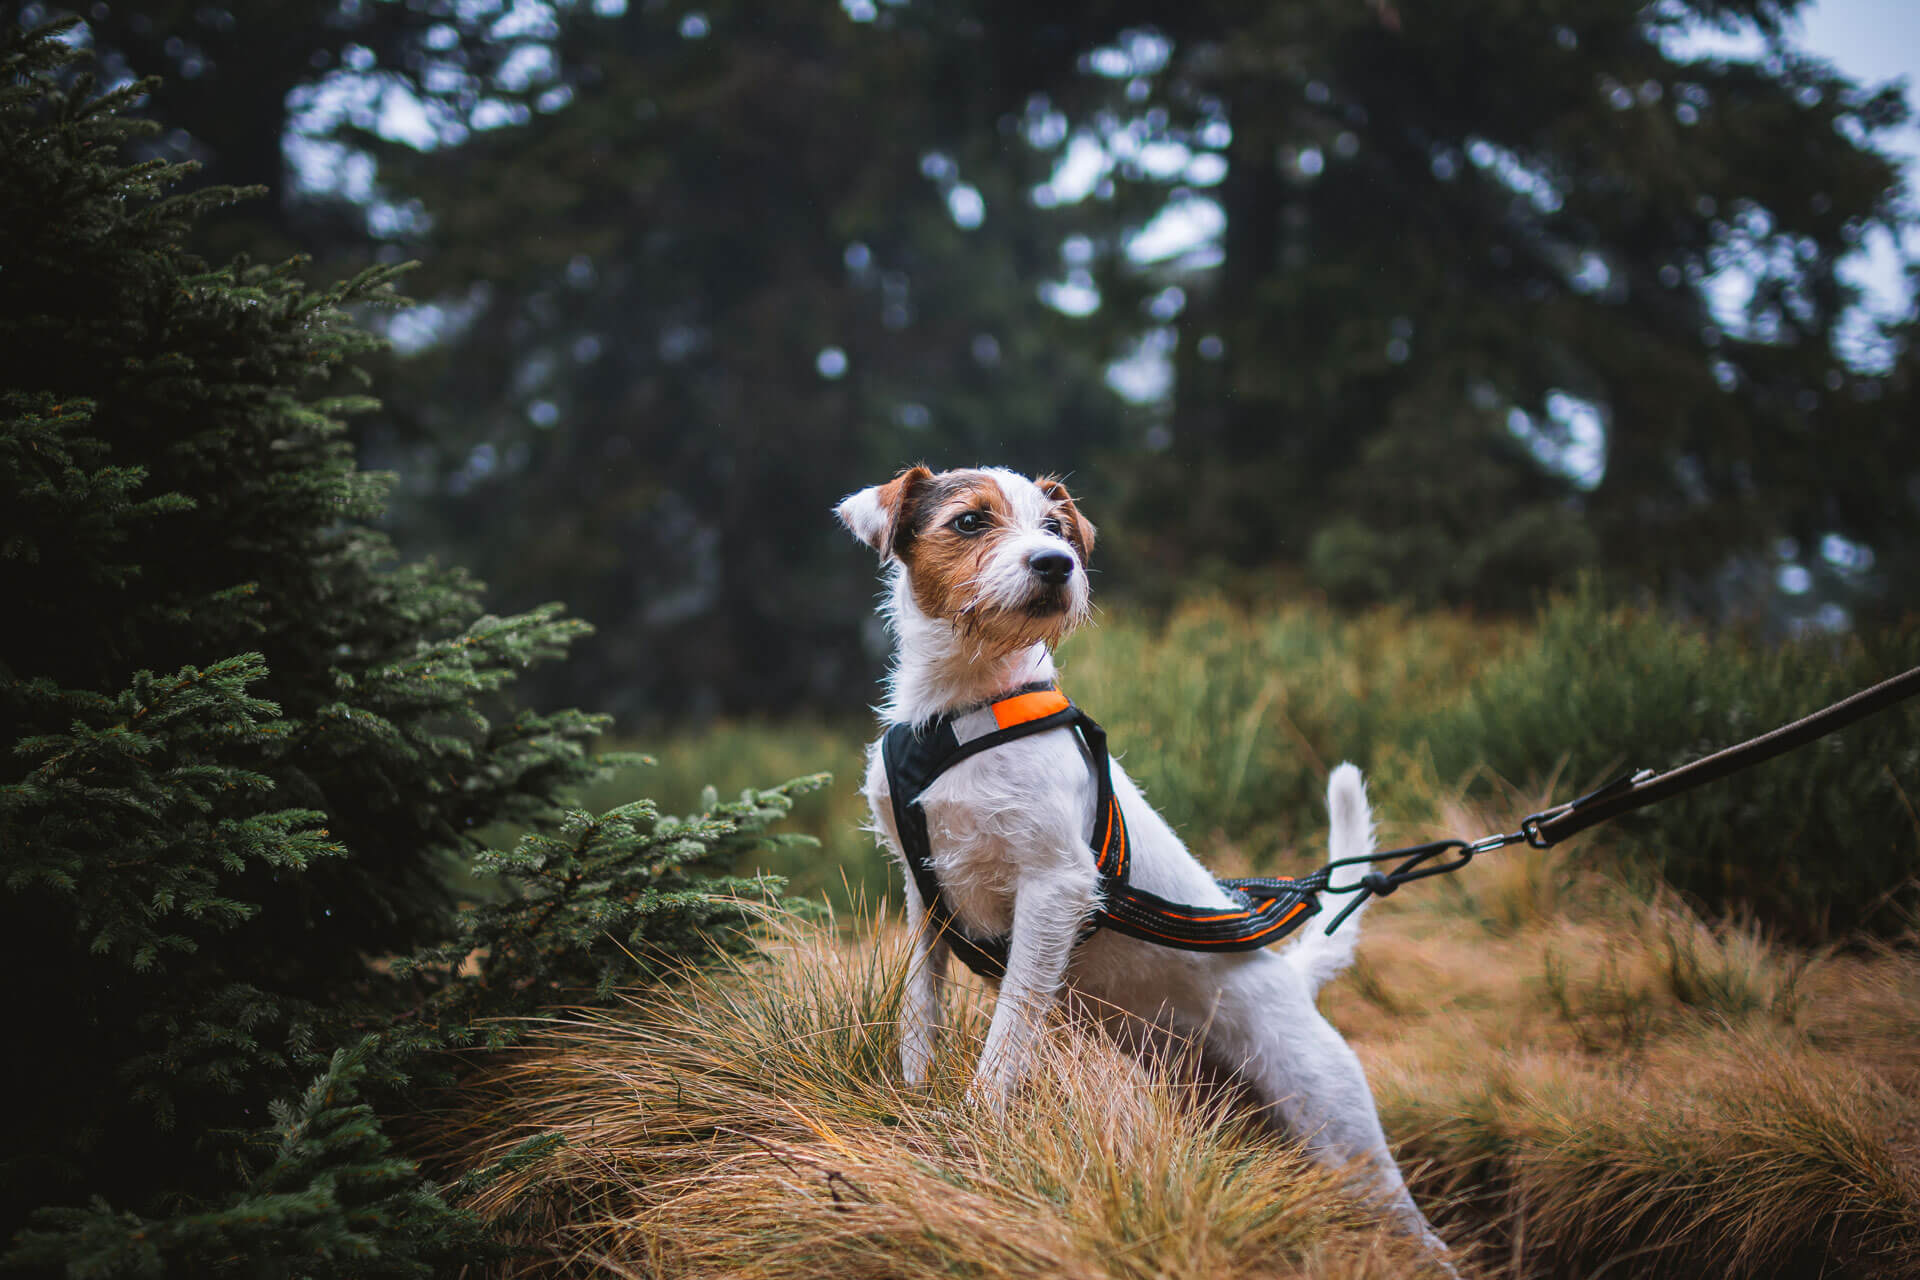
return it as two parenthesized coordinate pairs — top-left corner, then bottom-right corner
(881, 684), (1323, 981)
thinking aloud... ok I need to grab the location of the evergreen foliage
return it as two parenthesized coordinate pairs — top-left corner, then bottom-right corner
(1, 19), (812, 1270)
(6, 1039), (491, 1279)
(392, 783), (824, 1048)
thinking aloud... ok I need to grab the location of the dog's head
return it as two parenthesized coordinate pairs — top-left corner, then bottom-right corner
(836, 466), (1096, 651)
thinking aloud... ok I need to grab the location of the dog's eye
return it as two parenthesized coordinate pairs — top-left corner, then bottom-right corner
(1042, 516), (1065, 538)
(950, 510), (988, 536)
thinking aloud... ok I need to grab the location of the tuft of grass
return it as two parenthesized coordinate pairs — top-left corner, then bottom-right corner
(1642, 902), (1813, 1024)
(1536, 891), (1814, 1054)
(433, 909), (1443, 1279)
(427, 875), (1920, 1280)
(1346, 860), (1920, 1278)
(1382, 1042), (1920, 1277)
(1798, 940), (1920, 1095)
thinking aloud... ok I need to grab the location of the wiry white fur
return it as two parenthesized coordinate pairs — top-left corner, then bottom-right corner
(838, 467), (1452, 1266)
(835, 484), (894, 553)
(1287, 763), (1375, 994)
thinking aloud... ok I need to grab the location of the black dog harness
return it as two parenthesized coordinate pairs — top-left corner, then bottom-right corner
(882, 683), (1324, 980)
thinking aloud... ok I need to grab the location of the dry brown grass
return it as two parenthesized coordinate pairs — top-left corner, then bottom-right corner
(434, 913), (1443, 1278)
(430, 817), (1920, 1279)
(1325, 795), (1920, 1277)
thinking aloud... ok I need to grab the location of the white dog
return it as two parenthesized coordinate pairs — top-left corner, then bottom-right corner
(837, 465), (1449, 1257)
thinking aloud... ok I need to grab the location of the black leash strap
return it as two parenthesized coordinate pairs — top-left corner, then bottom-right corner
(1317, 663), (1920, 935)
(1522, 663), (1920, 847)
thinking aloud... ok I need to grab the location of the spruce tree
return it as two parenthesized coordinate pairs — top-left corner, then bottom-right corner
(5, 1038), (493, 1279)
(1, 18), (811, 1267)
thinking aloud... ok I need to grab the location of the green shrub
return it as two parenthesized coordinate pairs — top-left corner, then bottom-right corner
(5, 1038), (494, 1280)
(1058, 598), (1506, 858)
(0, 22), (813, 1271)
(1418, 587), (1920, 941)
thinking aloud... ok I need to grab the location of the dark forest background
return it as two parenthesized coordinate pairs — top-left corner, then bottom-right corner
(34, 0), (1920, 724)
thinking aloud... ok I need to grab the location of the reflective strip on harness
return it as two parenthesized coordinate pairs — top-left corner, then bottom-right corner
(882, 684), (1323, 981)
(1101, 883), (1317, 950)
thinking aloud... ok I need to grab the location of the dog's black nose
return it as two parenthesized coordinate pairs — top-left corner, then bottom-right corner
(1029, 549), (1074, 585)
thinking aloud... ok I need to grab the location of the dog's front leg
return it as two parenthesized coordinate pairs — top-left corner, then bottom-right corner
(968, 866), (1095, 1108)
(899, 875), (949, 1086)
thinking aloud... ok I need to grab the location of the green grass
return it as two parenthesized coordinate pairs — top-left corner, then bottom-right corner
(1420, 585), (1920, 941)
(437, 909), (1451, 1280)
(616, 587), (1918, 942)
(1055, 597), (1511, 862)
(579, 720), (887, 908)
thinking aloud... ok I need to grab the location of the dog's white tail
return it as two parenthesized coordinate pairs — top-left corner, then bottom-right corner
(1284, 762), (1374, 994)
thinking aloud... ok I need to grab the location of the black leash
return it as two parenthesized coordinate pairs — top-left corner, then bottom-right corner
(1317, 664), (1920, 935)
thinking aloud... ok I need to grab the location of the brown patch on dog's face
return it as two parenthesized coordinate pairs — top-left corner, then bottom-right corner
(1036, 476), (1096, 565)
(887, 468), (1090, 652)
(895, 470), (1014, 621)
(869, 465), (935, 560)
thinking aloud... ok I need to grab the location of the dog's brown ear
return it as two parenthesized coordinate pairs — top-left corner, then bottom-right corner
(836, 465), (934, 560)
(1037, 476), (1096, 564)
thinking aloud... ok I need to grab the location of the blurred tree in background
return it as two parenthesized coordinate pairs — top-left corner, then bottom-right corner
(26, 0), (1918, 721)
(974, 0), (1915, 621)
(357, 5), (1127, 721)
